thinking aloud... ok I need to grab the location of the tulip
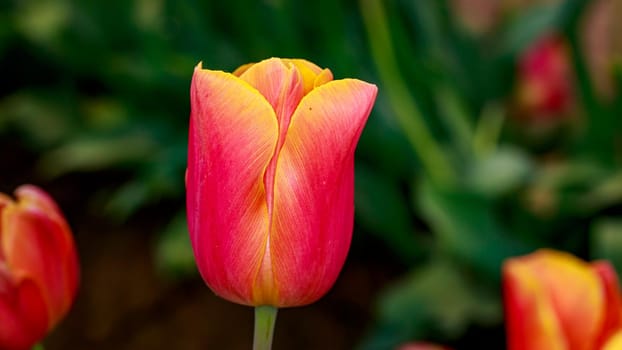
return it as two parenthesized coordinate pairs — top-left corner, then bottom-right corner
(187, 57), (376, 307)
(503, 249), (622, 350)
(187, 57), (376, 348)
(515, 35), (573, 120)
(397, 342), (451, 350)
(0, 185), (79, 350)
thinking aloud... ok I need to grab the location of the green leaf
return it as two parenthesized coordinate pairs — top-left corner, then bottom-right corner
(101, 180), (152, 221)
(530, 160), (606, 191)
(435, 86), (475, 158)
(357, 98), (416, 180)
(14, 0), (70, 47)
(472, 103), (505, 158)
(37, 133), (155, 177)
(355, 165), (423, 264)
(501, 5), (559, 51)
(578, 171), (622, 212)
(499, 2), (565, 55)
(614, 59), (622, 96)
(416, 179), (532, 279)
(614, 60), (622, 116)
(359, 259), (501, 350)
(0, 92), (75, 147)
(523, 160), (622, 215)
(591, 218), (622, 274)
(468, 147), (533, 197)
(154, 212), (197, 278)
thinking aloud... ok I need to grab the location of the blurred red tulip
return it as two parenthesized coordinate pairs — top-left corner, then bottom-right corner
(516, 35), (573, 120)
(186, 58), (377, 307)
(397, 342), (451, 350)
(503, 249), (622, 350)
(0, 185), (79, 350)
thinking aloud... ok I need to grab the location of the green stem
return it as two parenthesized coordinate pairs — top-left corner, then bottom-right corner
(32, 344), (44, 350)
(360, 0), (456, 186)
(253, 306), (278, 350)
(472, 102), (504, 158)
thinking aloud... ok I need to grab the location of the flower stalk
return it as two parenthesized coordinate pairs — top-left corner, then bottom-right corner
(253, 306), (278, 350)
(360, 0), (455, 186)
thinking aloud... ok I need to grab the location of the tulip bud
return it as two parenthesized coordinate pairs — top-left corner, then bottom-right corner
(503, 249), (622, 350)
(186, 58), (377, 307)
(515, 35), (573, 120)
(0, 185), (79, 350)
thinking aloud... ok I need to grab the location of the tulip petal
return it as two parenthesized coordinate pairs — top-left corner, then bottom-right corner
(232, 62), (254, 77)
(282, 59), (325, 94)
(314, 69), (334, 88)
(237, 58), (304, 220)
(13, 186), (63, 222)
(283, 59), (323, 75)
(264, 79), (377, 306)
(504, 250), (609, 350)
(187, 65), (278, 305)
(2, 191), (78, 326)
(592, 261), (622, 348)
(238, 58), (304, 126)
(13, 186), (79, 308)
(503, 258), (566, 350)
(234, 58), (330, 95)
(0, 193), (10, 261)
(0, 269), (48, 350)
(603, 331), (622, 350)
(527, 250), (604, 349)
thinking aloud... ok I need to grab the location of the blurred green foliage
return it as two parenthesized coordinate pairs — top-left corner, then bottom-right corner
(2, 0), (622, 348)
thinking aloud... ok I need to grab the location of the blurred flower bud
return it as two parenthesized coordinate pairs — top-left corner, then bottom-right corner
(0, 185), (79, 350)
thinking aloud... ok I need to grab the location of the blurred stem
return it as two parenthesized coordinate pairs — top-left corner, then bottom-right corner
(615, 62), (622, 95)
(32, 344), (44, 350)
(566, 14), (599, 115)
(360, 0), (455, 186)
(435, 86), (474, 158)
(253, 306), (278, 350)
(562, 0), (612, 160)
(473, 102), (504, 158)
(615, 0), (622, 59)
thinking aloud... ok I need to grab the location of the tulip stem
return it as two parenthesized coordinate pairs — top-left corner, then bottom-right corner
(360, 0), (456, 186)
(253, 306), (278, 350)
(32, 344), (44, 350)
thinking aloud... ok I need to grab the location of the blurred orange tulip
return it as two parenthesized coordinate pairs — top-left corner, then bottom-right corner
(503, 249), (622, 350)
(0, 185), (79, 350)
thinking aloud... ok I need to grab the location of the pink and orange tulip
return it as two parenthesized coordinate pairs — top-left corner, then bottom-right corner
(186, 58), (377, 307)
(0, 185), (79, 350)
(503, 249), (622, 350)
